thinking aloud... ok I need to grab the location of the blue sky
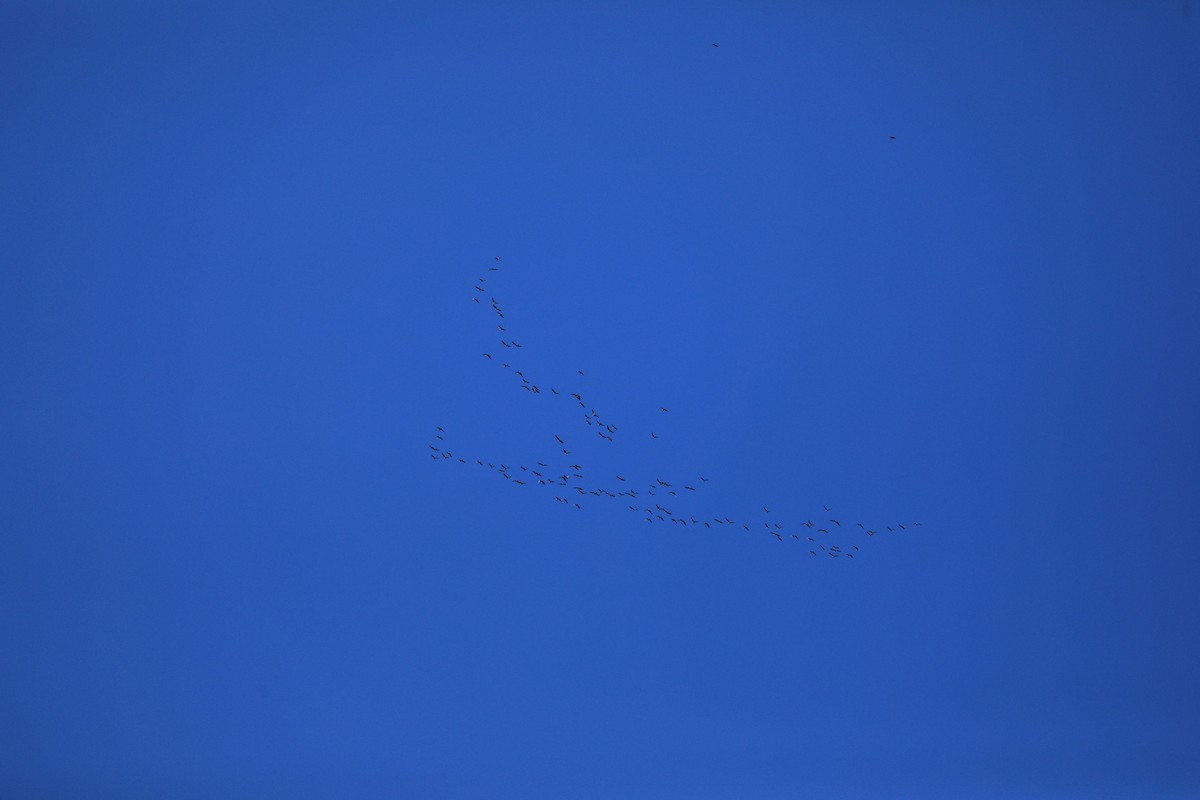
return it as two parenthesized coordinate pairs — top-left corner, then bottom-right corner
(3, 1), (1199, 797)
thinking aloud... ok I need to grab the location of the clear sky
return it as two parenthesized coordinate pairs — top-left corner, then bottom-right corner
(3, 1), (1199, 797)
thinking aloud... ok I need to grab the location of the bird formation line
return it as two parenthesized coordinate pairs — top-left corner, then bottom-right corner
(429, 258), (923, 559)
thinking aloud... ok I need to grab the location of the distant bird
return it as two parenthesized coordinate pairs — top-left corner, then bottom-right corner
(512, 341), (522, 347)
(489, 267), (498, 271)
(711, 42), (719, 47)
(616, 475), (626, 481)
(562, 448), (571, 454)
(660, 407), (668, 412)
(823, 505), (831, 512)
(498, 325), (506, 331)
(650, 432), (658, 439)
(700, 476), (709, 482)
(763, 507), (771, 513)
(830, 519), (841, 526)
(889, 135), (896, 140)
(436, 426), (444, 432)
(555, 435), (564, 443)
(494, 256), (501, 260)
(483, 353), (492, 359)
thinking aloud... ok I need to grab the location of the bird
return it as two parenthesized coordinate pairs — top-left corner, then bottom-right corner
(562, 448), (571, 454)
(650, 432), (658, 439)
(494, 256), (501, 260)
(555, 435), (564, 443)
(830, 519), (841, 526)
(578, 370), (585, 376)
(763, 507), (771, 513)
(823, 505), (831, 512)
(660, 407), (669, 412)
(483, 353), (492, 359)
(711, 42), (719, 47)
(889, 135), (896, 140)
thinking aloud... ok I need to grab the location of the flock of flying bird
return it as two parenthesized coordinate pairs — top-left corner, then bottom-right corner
(429, 257), (923, 559)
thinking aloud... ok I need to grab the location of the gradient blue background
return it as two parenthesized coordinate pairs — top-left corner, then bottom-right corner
(3, 2), (1199, 797)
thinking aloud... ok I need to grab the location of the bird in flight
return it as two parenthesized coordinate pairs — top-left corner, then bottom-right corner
(660, 407), (669, 412)
(711, 42), (719, 47)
